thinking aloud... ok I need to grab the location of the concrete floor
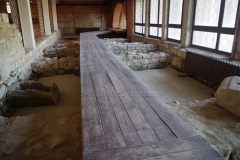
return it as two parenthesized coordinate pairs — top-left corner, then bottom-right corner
(135, 67), (215, 104)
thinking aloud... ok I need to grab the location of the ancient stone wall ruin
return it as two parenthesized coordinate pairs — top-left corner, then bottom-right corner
(0, 13), (62, 115)
(131, 34), (187, 71)
(102, 38), (172, 71)
(31, 40), (80, 77)
(0, 13), (62, 84)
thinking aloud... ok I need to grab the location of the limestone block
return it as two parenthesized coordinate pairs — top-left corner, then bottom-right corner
(142, 54), (151, 59)
(126, 61), (132, 66)
(4, 77), (16, 87)
(160, 57), (168, 63)
(64, 66), (72, 70)
(148, 64), (158, 69)
(149, 58), (159, 64)
(142, 65), (148, 69)
(0, 76), (3, 84)
(163, 42), (169, 49)
(141, 59), (148, 65)
(57, 68), (66, 75)
(73, 65), (80, 71)
(127, 55), (134, 60)
(134, 54), (143, 59)
(171, 57), (184, 68)
(127, 52), (136, 55)
(44, 64), (53, 71)
(177, 49), (183, 57)
(0, 84), (7, 100)
(68, 58), (78, 67)
(52, 62), (59, 70)
(215, 76), (240, 117)
(133, 62), (141, 67)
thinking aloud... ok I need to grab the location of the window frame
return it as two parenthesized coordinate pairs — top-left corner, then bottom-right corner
(191, 0), (240, 55)
(167, 0), (184, 43)
(134, 0), (145, 35)
(149, 0), (162, 39)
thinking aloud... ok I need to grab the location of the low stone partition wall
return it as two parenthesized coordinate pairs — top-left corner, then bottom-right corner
(117, 51), (171, 71)
(102, 38), (172, 71)
(31, 40), (80, 77)
(131, 35), (187, 71)
(102, 38), (159, 55)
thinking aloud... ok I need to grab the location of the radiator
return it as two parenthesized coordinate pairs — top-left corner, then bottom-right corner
(185, 50), (240, 85)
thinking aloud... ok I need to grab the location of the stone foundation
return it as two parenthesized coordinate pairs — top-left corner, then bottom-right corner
(102, 38), (172, 71)
(31, 40), (80, 77)
(131, 35), (187, 71)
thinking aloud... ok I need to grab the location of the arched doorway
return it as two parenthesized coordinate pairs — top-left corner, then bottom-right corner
(112, 3), (126, 29)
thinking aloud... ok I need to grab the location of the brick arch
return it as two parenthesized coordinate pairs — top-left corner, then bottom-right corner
(112, 3), (126, 28)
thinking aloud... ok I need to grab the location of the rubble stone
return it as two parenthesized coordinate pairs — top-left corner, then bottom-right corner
(215, 76), (240, 117)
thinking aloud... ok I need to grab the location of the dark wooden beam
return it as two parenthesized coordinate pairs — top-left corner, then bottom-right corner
(104, 0), (126, 6)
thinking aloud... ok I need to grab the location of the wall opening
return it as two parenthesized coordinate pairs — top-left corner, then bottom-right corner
(113, 3), (126, 29)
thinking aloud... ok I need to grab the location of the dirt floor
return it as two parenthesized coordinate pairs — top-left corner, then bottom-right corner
(135, 68), (240, 160)
(1, 74), (82, 160)
(1, 68), (240, 160)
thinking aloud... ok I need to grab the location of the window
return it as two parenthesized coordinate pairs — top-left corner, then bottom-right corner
(149, 0), (163, 38)
(192, 0), (239, 53)
(168, 0), (183, 41)
(135, 0), (146, 34)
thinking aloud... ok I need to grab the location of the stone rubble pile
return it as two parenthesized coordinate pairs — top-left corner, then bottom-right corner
(102, 38), (172, 71)
(31, 40), (80, 77)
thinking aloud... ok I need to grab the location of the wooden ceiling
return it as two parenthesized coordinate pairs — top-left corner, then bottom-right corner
(58, 0), (125, 5)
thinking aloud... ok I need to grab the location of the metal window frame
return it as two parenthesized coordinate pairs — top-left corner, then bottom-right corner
(149, 0), (162, 38)
(134, 0), (145, 35)
(191, 0), (240, 55)
(167, 0), (184, 42)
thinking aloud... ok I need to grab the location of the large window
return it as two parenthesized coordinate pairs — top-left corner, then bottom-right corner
(168, 0), (183, 41)
(135, 0), (146, 34)
(192, 0), (239, 53)
(149, 0), (163, 37)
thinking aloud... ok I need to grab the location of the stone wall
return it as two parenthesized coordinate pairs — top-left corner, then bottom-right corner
(131, 34), (187, 71)
(0, 13), (62, 104)
(31, 40), (80, 77)
(58, 13), (110, 35)
(119, 8), (126, 29)
(102, 38), (172, 71)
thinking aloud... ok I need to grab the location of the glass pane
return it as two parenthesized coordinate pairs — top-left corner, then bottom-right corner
(150, 27), (158, 36)
(150, 0), (159, 24)
(195, 0), (221, 26)
(143, 0), (146, 23)
(218, 34), (234, 53)
(135, 0), (143, 23)
(143, 26), (145, 34)
(135, 25), (143, 33)
(159, 0), (163, 24)
(192, 31), (217, 49)
(222, 0), (239, 28)
(168, 28), (181, 40)
(169, 0), (183, 24)
(158, 28), (162, 37)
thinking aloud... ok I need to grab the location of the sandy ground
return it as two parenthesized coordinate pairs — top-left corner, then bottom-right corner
(135, 68), (240, 160)
(1, 74), (82, 160)
(134, 67), (215, 103)
(167, 99), (240, 160)
(1, 68), (240, 160)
